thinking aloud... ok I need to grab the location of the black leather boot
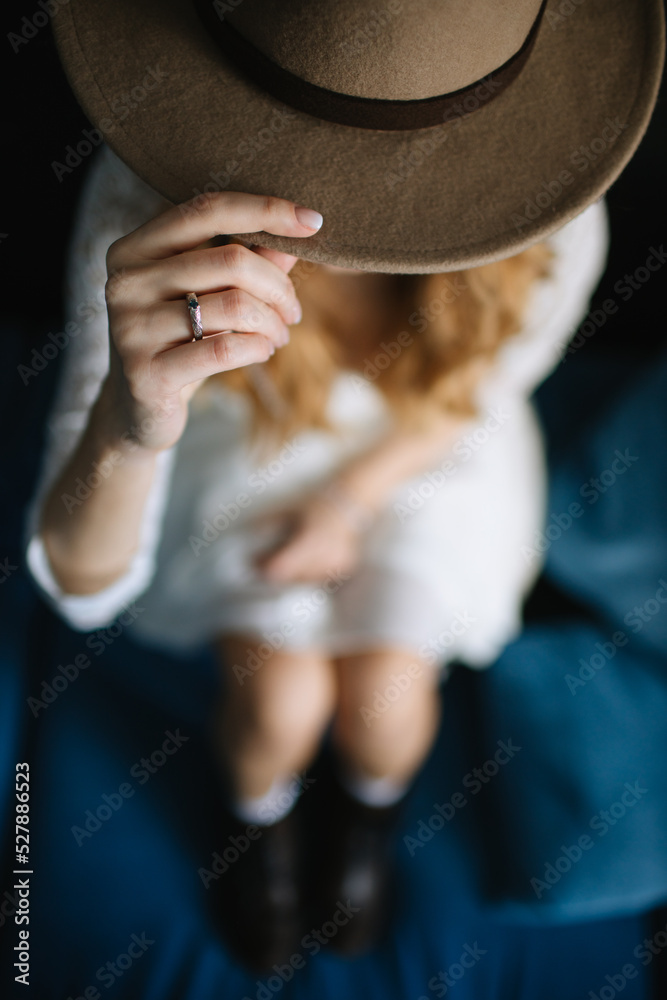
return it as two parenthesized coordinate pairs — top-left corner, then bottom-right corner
(210, 803), (303, 973)
(310, 769), (405, 956)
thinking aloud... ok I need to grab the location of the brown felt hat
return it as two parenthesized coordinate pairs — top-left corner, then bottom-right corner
(52, 0), (664, 273)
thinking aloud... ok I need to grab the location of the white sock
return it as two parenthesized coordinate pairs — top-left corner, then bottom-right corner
(337, 762), (410, 808)
(231, 774), (300, 827)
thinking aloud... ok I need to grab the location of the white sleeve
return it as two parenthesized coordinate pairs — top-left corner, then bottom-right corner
(476, 197), (610, 408)
(24, 144), (177, 632)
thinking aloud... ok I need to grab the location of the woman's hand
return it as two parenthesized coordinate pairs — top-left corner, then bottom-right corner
(99, 192), (323, 453)
(255, 487), (372, 584)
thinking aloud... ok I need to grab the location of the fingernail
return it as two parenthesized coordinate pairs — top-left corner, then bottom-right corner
(291, 301), (302, 324)
(295, 206), (323, 230)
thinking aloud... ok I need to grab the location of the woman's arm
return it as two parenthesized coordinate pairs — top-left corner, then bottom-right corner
(27, 158), (322, 616)
(25, 145), (175, 622)
(36, 187), (316, 596)
(332, 410), (467, 515)
(257, 407), (470, 583)
(38, 379), (163, 595)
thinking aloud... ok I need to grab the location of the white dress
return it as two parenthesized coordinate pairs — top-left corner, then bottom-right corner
(25, 145), (609, 668)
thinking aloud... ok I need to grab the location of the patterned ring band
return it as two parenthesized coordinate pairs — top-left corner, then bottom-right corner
(186, 292), (203, 341)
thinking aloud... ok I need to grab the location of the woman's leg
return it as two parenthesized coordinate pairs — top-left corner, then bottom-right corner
(332, 645), (441, 786)
(215, 633), (337, 803)
(312, 646), (441, 954)
(211, 635), (337, 970)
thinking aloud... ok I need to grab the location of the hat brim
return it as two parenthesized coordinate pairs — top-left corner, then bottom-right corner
(53, 0), (664, 273)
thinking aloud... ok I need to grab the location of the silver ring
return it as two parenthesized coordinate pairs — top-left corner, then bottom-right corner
(186, 292), (203, 341)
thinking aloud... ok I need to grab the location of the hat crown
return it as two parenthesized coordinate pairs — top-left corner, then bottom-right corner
(225, 0), (544, 101)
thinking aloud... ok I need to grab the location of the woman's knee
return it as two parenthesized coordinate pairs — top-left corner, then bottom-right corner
(334, 647), (437, 734)
(220, 638), (336, 749)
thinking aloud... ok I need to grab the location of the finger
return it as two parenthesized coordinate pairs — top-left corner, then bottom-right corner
(120, 191), (323, 261)
(259, 540), (311, 582)
(226, 237), (300, 276)
(250, 246), (301, 275)
(152, 330), (277, 390)
(253, 532), (294, 571)
(141, 242), (302, 325)
(144, 288), (291, 350)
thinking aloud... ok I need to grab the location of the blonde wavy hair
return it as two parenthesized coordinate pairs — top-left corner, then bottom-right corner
(208, 243), (553, 450)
